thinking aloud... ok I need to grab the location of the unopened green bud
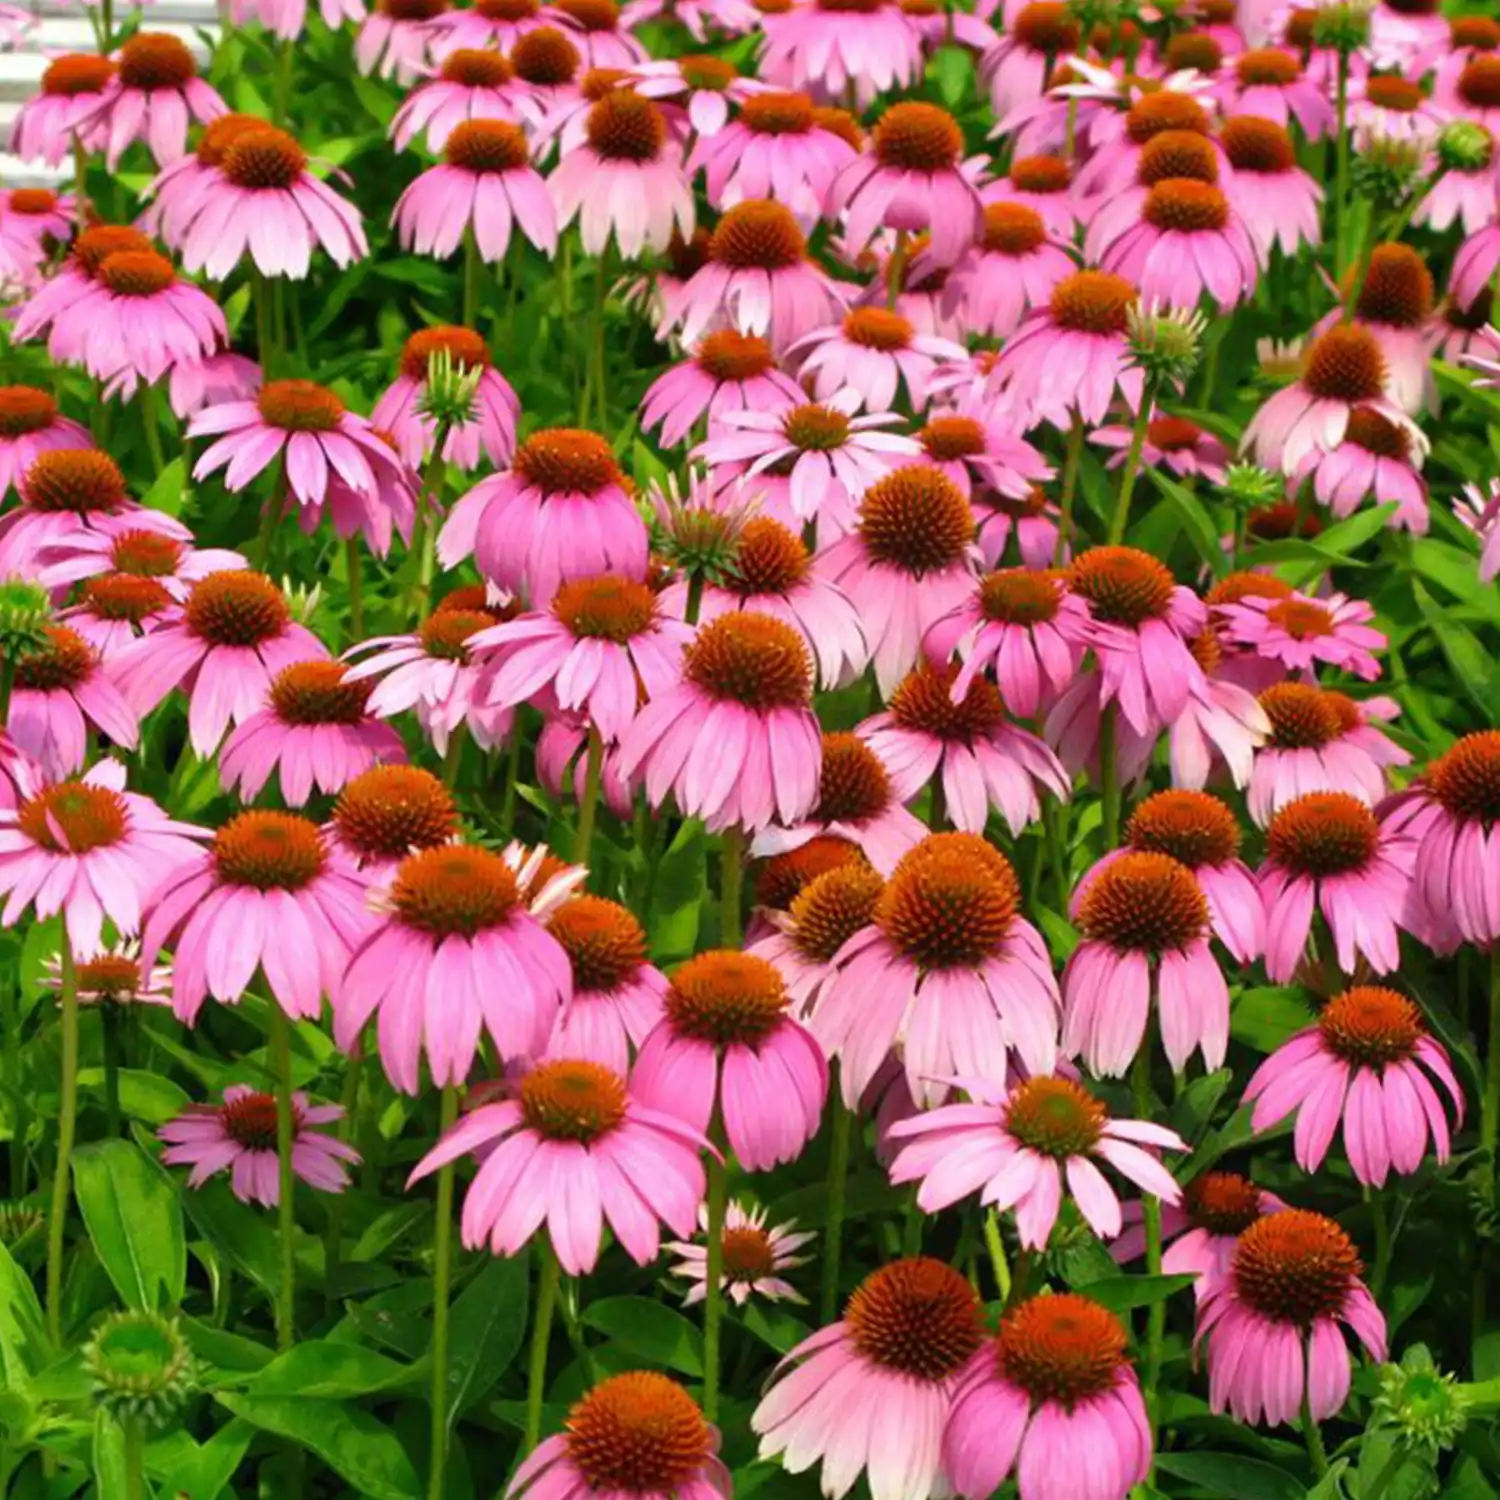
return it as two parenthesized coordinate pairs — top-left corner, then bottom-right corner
(1220, 462), (1284, 511)
(1437, 121), (1494, 175)
(1372, 1346), (1467, 1461)
(418, 345), (485, 430)
(0, 578), (52, 663)
(1126, 301), (1206, 389)
(1311, 0), (1372, 51)
(0, 1201), (42, 1248)
(84, 1310), (195, 1426)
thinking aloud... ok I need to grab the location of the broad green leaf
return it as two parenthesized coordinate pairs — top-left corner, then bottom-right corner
(1231, 986), (1315, 1054)
(443, 1253), (530, 1424)
(143, 457), (187, 518)
(1149, 469), (1226, 576)
(181, 1180), (283, 1295)
(246, 1339), (411, 1399)
(181, 1317), (274, 1375)
(0, 1241), (48, 1389)
(1156, 1451), (1307, 1500)
(1412, 582), (1496, 723)
(150, 1420), (256, 1500)
(1071, 1274), (1196, 1314)
(741, 1301), (812, 1355)
(582, 1296), (704, 1376)
(78, 1068), (189, 1127)
(217, 1394), (420, 1500)
(72, 1139), (185, 1311)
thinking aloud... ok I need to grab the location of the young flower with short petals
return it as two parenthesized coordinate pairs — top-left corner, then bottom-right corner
(472, 574), (691, 742)
(660, 198), (853, 355)
(392, 48), (540, 153)
(1221, 115), (1324, 258)
(1093, 413), (1231, 485)
(40, 941), (172, 1010)
(754, 1257), (981, 1500)
(410, 1057), (710, 1271)
(822, 465), (978, 696)
(632, 950), (827, 1169)
(10, 54), (114, 167)
(813, 832), (1060, 1105)
(626, 54), (764, 137)
(218, 661), (406, 806)
(1217, 590), (1384, 680)
(756, 0), (924, 107)
(1217, 47), (1335, 135)
(1291, 407), (1429, 533)
(142, 810), (371, 1023)
(944, 202), (1077, 340)
(1260, 791), (1416, 982)
(890, 1074), (1185, 1247)
(80, 33), (228, 169)
(440, 428), (647, 605)
(0, 388), (93, 501)
(1244, 985), (1463, 1186)
(0, 763), (206, 953)
(7, 626), (139, 779)
(789, 308), (965, 413)
(337, 842), (574, 1090)
(1349, 72), (1444, 147)
(944, 1292), (1152, 1500)
(394, 119), (558, 262)
(160, 1086), (358, 1206)
(371, 325), (520, 470)
(1197, 1210), (1387, 1427)
(110, 570), (328, 755)
(356, 0), (447, 82)
(640, 331), (804, 449)
(668, 1200), (812, 1306)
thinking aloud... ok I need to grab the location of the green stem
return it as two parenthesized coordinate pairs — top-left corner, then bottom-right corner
(442, 735), (463, 791)
(45, 932), (78, 1346)
(1483, 944), (1500, 1176)
(1053, 416), (1085, 565)
(101, 1003), (122, 1139)
(121, 1413), (144, 1500)
(346, 536), (366, 644)
(253, 461), (288, 575)
(1132, 1045), (1164, 1438)
(721, 826), (745, 946)
(1368, 1186), (1392, 1303)
(0, 657), (16, 731)
(324, 1050), (363, 1302)
(886, 229), (910, 310)
(414, 446), (447, 615)
(1333, 50), (1351, 276)
(1107, 376), (1158, 546)
(1302, 1386), (1330, 1479)
(1099, 703), (1121, 851)
(702, 1135), (729, 1422)
(572, 726), (604, 866)
(138, 383), (166, 477)
(683, 573), (705, 626)
(820, 1090), (852, 1323)
(523, 1241), (562, 1453)
(268, 1004), (297, 1350)
(588, 242), (612, 429)
(500, 728), (524, 836)
(427, 1085), (460, 1500)
(252, 265), (276, 378)
(1003, 1249), (1033, 1311)
(273, 37), (294, 127)
(983, 1209), (1010, 1301)
(463, 229), (481, 329)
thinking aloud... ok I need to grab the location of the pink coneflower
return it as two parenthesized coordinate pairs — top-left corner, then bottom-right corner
(988, 270), (1144, 429)
(1453, 222), (1500, 309)
(7, 626), (138, 779)
(1453, 478), (1500, 581)
(944, 1293), (1151, 1500)
(229, 0), (367, 37)
(48, 250), (225, 398)
(10, 54), (114, 167)
(822, 465), (978, 696)
(757, 0), (923, 107)
(41, 525), (244, 607)
(1291, 407), (1429, 532)
(0, 763), (205, 954)
(1260, 791), (1415, 982)
(1415, 136), (1498, 237)
(1349, 72), (1445, 147)
(325, 763), (458, 881)
(140, 113), (262, 248)
(668, 1200), (812, 1306)
(356, 0), (447, 82)
(160, 1086), (358, 1206)
(439, 428), (647, 605)
(640, 330), (803, 448)
(12, 225), (155, 354)
(537, 713), (635, 818)
(813, 832), (1059, 1103)
(168, 352), (263, 421)
(392, 48), (539, 152)
(789, 307), (965, 413)
(925, 567), (1089, 720)
(661, 198), (853, 354)
(218, 660), (405, 806)
(983, 152), (1078, 236)
(1216, 589), (1384, 680)
(548, 0), (646, 67)
(344, 599), (514, 754)
(335, 841), (575, 1089)
(429, 0), (546, 56)
(111, 570), (327, 754)
(1217, 46), (1334, 134)
(627, 54), (764, 138)
(1436, 54), (1500, 132)
(1368, 1), (1448, 71)
(632, 949), (827, 1169)
(473, 574), (690, 741)
(914, 407), (1054, 516)
(753, 1257), (981, 1499)
(860, 662), (1069, 835)
(981, 4), (1080, 117)
(77, 34), (226, 169)
(944, 202), (1076, 340)
(40, 941), (172, 1008)
(0, 387), (93, 500)
(371, 325), (519, 469)
(0, 190), (74, 284)
(394, 118), (558, 261)
(1062, 850), (1230, 1077)
(1197, 1210), (1386, 1427)
(1245, 985), (1463, 1185)
(1221, 115), (1323, 257)
(1093, 412), (1231, 485)
(410, 1055), (708, 1269)
(1071, 85), (1221, 199)
(58, 578), (180, 662)
(890, 1074), (1185, 1247)
(831, 101), (984, 267)
(1114, 1171), (1285, 1300)
(620, 611), (821, 832)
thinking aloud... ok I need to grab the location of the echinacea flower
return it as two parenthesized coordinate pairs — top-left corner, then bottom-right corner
(428, 0), (546, 55)
(1216, 590), (1384, 680)
(325, 762), (458, 880)
(757, 0), (923, 104)
(356, 0), (447, 83)
(392, 48), (540, 153)
(41, 524), (243, 609)
(371, 325), (519, 469)
(944, 202), (1077, 340)
(168, 351), (263, 420)
(394, 119), (558, 261)
(1290, 406), (1429, 532)
(753, 1258), (982, 1500)
(410, 1056), (710, 1269)
(640, 330), (804, 448)
(1221, 115), (1324, 257)
(0, 189), (74, 283)
(229, 0), (368, 39)
(668, 1200), (812, 1306)
(40, 940), (173, 1009)
(660, 198), (853, 355)
(473, 573), (691, 741)
(1218, 47), (1335, 135)
(10, 53), (115, 167)
(1197, 1210), (1387, 1426)
(1260, 791), (1416, 982)
(58, 577), (180, 662)
(813, 832), (1060, 1105)
(12, 224), (155, 355)
(549, 0), (647, 68)
(1092, 413), (1231, 485)
(944, 1293), (1152, 1500)
(111, 570), (328, 755)
(7, 625), (139, 779)
(159, 1086), (358, 1206)
(80, 33), (227, 169)
(983, 152), (1078, 236)
(1244, 985), (1463, 1186)
(1072, 87), (1220, 200)
(508, 1372), (729, 1500)
(536, 713), (635, 819)
(981, 3), (1080, 118)
(1348, 72), (1445, 147)
(0, 762), (206, 953)
(0, 387), (94, 500)
(620, 611), (822, 833)
(1062, 851), (1230, 1077)
(789, 308), (965, 413)
(914, 408), (1054, 518)
(337, 841), (577, 1090)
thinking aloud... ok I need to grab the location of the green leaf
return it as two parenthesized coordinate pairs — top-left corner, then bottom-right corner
(1171, 1068), (1232, 1144)
(78, 1067), (189, 1126)
(150, 1419), (256, 1500)
(443, 1253), (530, 1424)
(741, 1300), (812, 1355)
(72, 1139), (185, 1311)
(0, 1241), (48, 1389)
(142, 456), (187, 518)
(933, 45), (974, 108)
(1072, 1274), (1196, 1314)
(1156, 1451), (1308, 1500)
(1412, 582), (1496, 723)
(246, 1339), (411, 1399)
(180, 1317), (274, 1374)
(216, 1394), (420, 1500)
(181, 1180), (283, 1295)
(581, 1296), (704, 1376)
(1231, 986), (1315, 1054)
(92, 1409), (128, 1500)
(1149, 469), (1226, 576)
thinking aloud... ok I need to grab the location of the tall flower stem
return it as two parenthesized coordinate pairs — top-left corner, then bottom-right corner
(820, 1089), (852, 1323)
(1132, 1044), (1164, 1435)
(45, 931), (78, 1345)
(462, 230), (481, 328)
(523, 1241), (562, 1453)
(101, 1002), (123, 1138)
(572, 727), (604, 865)
(252, 266), (277, 378)
(1333, 50), (1351, 275)
(587, 244), (613, 430)
(701, 1121), (729, 1422)
(1099, 704), (1121, 851)
(1053, 416), (1084, 565)
(1482, 944), (1500, 1173)
(253, 462), (289, 574)
(267, 1004), (297, 1350)
(1302, 1388), (1330, 1479)
(345, 537), (366, 643)
(983, 1209), (1010, 1301)
(427, 1084), (460, 1500)
(122, 1413), (144, 1500)
(72, 137), (90, 226)
(1106, 377), (1158, 545)
(273, 38), (294, 127)
(138, 383), (167, 477)
(721, 826), (745, 946)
